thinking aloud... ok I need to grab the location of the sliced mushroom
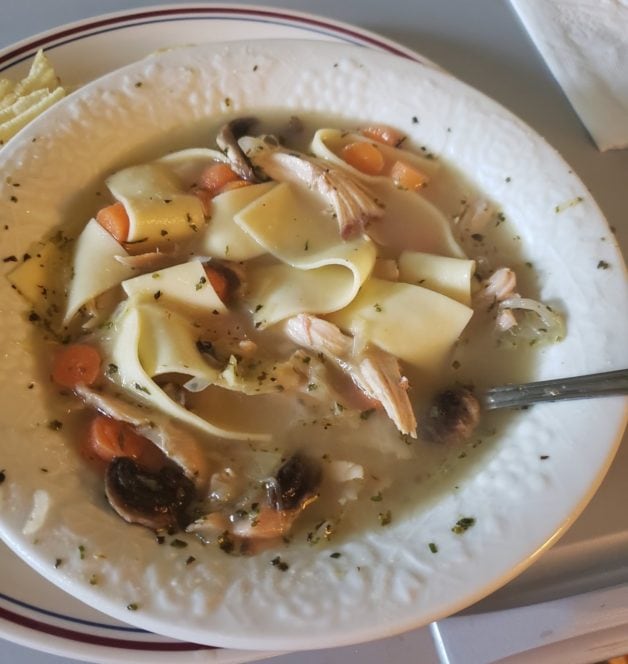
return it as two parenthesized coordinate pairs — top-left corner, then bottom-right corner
(74, 385), (210, 488)
(216, 117), (263, 182)
(265, 453), (321, 511)
(419, 387), (481, 444)
(105, 457), (196, 531)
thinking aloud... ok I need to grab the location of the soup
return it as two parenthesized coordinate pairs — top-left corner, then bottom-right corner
(8, 115), (564, 554)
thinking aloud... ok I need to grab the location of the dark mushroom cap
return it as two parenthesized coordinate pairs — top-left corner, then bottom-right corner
(419, 387), (481, 444)
(266, 453), (321, 511)
(105, 457), (196, 531)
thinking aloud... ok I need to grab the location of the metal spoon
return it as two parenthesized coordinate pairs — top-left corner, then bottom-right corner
(420, 368), (628, 443)
(481, 368), (628, 410)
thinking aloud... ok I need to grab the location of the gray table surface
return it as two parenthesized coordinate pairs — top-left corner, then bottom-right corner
(1, 1), (626, 663)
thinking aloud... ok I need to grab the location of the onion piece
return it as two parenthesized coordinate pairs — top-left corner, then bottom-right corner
(498, 296), (565, 342)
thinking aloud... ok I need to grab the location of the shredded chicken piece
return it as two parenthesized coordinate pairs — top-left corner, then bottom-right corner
(243, 137), (384, 239)
(74, 385), (209, 488)
(286, 314), (352, 357)
(479, 267), (518, 304)
(285, 314), (417, 437)
(358, 347), (417, 437)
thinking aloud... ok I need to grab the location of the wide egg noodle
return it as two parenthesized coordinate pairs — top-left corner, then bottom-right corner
(234, 182), (376, 327)
(135, 301), (221, 382)
(63, 219), (135, 323)
(201, 182), (276, 260)
(327, 277), (473, 371)
(8, 240), (67, 328)
(108, 300), (270, 442)
(157, 147), (227, 186)
(122, 260), (226, 314)
(311, 128), (465, 258)
(106, 162), (205, 243)
(398, 250), (476, 305)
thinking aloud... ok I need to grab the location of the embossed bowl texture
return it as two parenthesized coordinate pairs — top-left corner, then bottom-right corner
(0, 41), (626, 650)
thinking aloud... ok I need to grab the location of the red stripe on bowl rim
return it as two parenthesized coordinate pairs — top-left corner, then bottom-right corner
(0, 603), (212, 651)
(0, 4), (420, 69)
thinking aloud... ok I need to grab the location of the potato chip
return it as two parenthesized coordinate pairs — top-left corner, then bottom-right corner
(0, 50), (65, 145)
(0, 86), (65, 145)
(0, 78), (14, 102)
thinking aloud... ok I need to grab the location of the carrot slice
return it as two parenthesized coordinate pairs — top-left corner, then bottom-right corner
(390, 160), (429, 191)
(85, 416), (147, 463)
(83, 416), (167, 470)
(52, 344), (101, 389)
(96, 201), (130, 243)
(203, 264), (230, 303)
(199, 163), (241, 196)
(340, 142), (385, 175)
(360, 125), (405, 147)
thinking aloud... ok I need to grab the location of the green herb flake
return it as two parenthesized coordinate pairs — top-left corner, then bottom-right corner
(378, 510), (392, 526)
(127, 603), (139, 611)
(428, 542), (438, 554)
(106, 363), (118, 376)
(271, 556), (289, 571)
(218, 530), (235, 554)
(540, 454), (550, 460)
(89, 574), (98, 586)
(151, 272), (161, 279)
(254, 304), (264, 312)
(170, 538), (187, 549)
(373, 303), (383, 312)
(330, 552), (342, 559)
(195, 276), (207, 291)
(134, 383), (150, 395)
(153, 290), (162, 300)
(54, 557), (63, 568)
(0, 470), (5, 484)
(307, 383), (318, 392)
(48, 419), (63, 431)
(597, 260), (610, 270)
(370, 492), (383, 502)
(360, 408), (375, 420)
(78, 545), (86, 560)
(185, 556), (196, 565)
(451, 517), (476, 534)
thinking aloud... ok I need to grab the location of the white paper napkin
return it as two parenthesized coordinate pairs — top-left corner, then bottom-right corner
(510, 0), (628, 151)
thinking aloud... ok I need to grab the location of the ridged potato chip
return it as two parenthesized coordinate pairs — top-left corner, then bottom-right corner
(0, 50), (64, 146)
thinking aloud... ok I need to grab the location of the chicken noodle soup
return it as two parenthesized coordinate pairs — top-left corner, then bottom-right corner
(8, 117), (564, 552)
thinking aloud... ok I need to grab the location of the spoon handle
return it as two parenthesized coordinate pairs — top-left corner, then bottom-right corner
(482, 368), (628, 411)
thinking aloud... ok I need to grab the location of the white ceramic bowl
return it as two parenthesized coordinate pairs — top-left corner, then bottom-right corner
(0, 40), (626, 650)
